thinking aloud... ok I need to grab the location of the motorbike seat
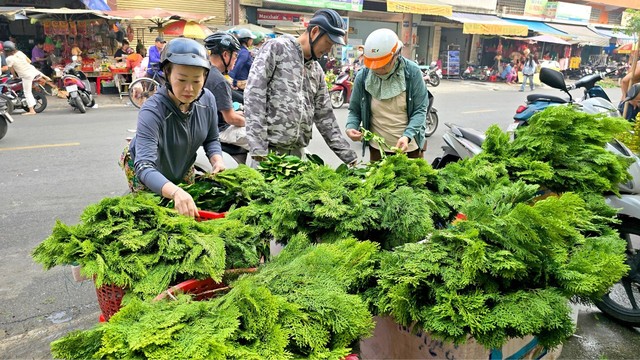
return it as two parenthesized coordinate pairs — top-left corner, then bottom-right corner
(526, 94), (567, 104)
(456, 126), (486, 147)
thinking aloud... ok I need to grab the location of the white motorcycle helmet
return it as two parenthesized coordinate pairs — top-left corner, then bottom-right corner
(363, 28), (402, 70)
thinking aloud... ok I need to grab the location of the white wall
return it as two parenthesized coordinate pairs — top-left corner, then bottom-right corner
(441, 0), (498, 12)
(349, 19), (399, 43)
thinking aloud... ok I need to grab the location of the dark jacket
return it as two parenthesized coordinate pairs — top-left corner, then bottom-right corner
(346, 57), (429, 156)
(130, 87), (222, 194)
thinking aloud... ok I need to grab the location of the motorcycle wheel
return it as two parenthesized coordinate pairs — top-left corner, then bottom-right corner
(74, 96), (86, 114)
(330, 90), (344, 109)
(0, 118), (7, 140)
(33, 93), (47, 113)
(428, 74), (440, 87)
(1, 96), (14, 115)
(595, 217), (640, 326)
(425, 110), (439, 137)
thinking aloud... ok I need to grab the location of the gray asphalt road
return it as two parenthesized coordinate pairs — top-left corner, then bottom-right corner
(0, 80), (638, 359)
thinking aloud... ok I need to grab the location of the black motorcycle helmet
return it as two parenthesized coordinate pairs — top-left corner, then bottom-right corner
(160, 38), (211, 106)
(204, 32), (241, 75)
(306, 9), (346, 61)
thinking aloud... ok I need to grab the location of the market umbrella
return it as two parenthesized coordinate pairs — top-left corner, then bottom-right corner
(161, 20), (213, 39)
(614, 43), (636, 54)
(527, 34), (571, 45)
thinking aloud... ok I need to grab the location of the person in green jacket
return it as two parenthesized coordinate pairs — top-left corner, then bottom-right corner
(345, 29), (428, 162)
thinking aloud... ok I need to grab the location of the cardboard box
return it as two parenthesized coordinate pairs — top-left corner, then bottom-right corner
(359, 316), (563, 360)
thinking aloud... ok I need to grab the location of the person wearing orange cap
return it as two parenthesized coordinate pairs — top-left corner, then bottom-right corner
(345, 28), (428, 162)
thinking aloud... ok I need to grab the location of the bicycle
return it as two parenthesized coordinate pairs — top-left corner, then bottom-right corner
(128, 65), (165, 109)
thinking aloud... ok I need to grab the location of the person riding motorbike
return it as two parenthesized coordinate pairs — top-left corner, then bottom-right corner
(3, 41), (52, 116)
(345, 29), (429, 161)
(244, 8), (357, 165)
(204, 32), (249, 165)
(121, 38), (225, 217)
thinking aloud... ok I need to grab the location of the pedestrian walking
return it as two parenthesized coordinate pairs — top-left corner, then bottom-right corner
(520, 49), (536, 92)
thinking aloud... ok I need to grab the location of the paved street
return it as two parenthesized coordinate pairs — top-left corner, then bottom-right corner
(1, 80), (639, 358)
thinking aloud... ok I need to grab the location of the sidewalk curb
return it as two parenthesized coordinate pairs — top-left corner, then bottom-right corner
(43, 95), (134, 111)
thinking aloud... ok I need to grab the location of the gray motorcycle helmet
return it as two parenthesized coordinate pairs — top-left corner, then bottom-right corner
(160, 38), (211, 73)
(3, 41), (16, 52)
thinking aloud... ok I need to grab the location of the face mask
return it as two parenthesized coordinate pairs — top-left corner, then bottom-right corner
(374, 58), (399, 80)
(357, 50), (363, 56)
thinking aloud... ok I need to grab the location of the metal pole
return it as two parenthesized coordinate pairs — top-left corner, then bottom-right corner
(623, 37), (640, 119)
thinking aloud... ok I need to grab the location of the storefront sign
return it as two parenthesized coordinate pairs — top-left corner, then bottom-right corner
(387, 0), (453, 17)
(257, 9), (311, 26)
(240, 0), (263, 6)
(264, 0), (363, 12)
(524, 0), (548, 17)
(544, 2), (591, 23)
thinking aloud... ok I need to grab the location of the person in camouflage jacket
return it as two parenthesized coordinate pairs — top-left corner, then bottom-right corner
(244, 9), (357, 164)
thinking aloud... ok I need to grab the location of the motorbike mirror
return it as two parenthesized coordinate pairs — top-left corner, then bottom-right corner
(71, 55), (78, 62)
(539, 68), (566, 91)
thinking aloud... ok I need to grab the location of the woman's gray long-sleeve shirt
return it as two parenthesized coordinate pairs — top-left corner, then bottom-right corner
(129, 87), (222, 194)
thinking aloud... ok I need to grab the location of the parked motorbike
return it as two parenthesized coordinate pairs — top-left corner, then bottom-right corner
(0, 75), (48, 114)
(460, 64), (491, 81)
(0, 95), (15, 140)
(62, 57), (95, 113)
(432, 67), (640, 326)
(420, 62), (442, 87)
(425, 90), (439, 137)
(330, 66), (353, 109)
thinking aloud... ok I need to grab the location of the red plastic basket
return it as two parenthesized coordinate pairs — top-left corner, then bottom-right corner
(95, 283), (126, 322)
(196, 210), (225, 221)
(97, 211), (226, 322)
(154, 268), (257, 302)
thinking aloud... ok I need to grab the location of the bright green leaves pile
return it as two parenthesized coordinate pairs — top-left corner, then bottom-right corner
(32, 193), (264, 299)
(500, 106), (633, 194)
(176, 165), (271, 212)
(371, 184), (628, 349)
(237, 156), (449, 249)
(50, 236), (377, 359)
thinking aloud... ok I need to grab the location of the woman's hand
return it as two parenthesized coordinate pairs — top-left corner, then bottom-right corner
(346, 129), (363, 141)
(395, 136), (410, 152)
(173, 188), (199, 218)
(211, 154), (225, 174)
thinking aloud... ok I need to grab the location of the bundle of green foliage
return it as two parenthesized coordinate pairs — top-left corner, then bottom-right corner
(368, 181), (629, 349)
(257, 152), (326, 182)
(494, 106), (632, 194)
(32, 193), (265, 299)
(50, 235), (377, 359)
(228, 155), (451, 249)
(173, 165), (271, 212)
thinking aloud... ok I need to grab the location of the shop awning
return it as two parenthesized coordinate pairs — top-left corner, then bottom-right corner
(502, 18), (569, 37)
(0, 7), (30, 20)
(593, 28), (636, 42)
(22, 8), (121, 20)
(387, 0), (452, 17)
(528, 34), (571, 45)
(445, 12), (528, 36)
(545, 23), (610, 47)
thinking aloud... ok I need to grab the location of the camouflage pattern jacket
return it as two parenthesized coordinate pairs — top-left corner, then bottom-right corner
(245, 35), (357, 164)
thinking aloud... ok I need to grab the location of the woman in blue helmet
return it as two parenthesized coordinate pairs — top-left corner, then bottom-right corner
(121, 38), (225, 217)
